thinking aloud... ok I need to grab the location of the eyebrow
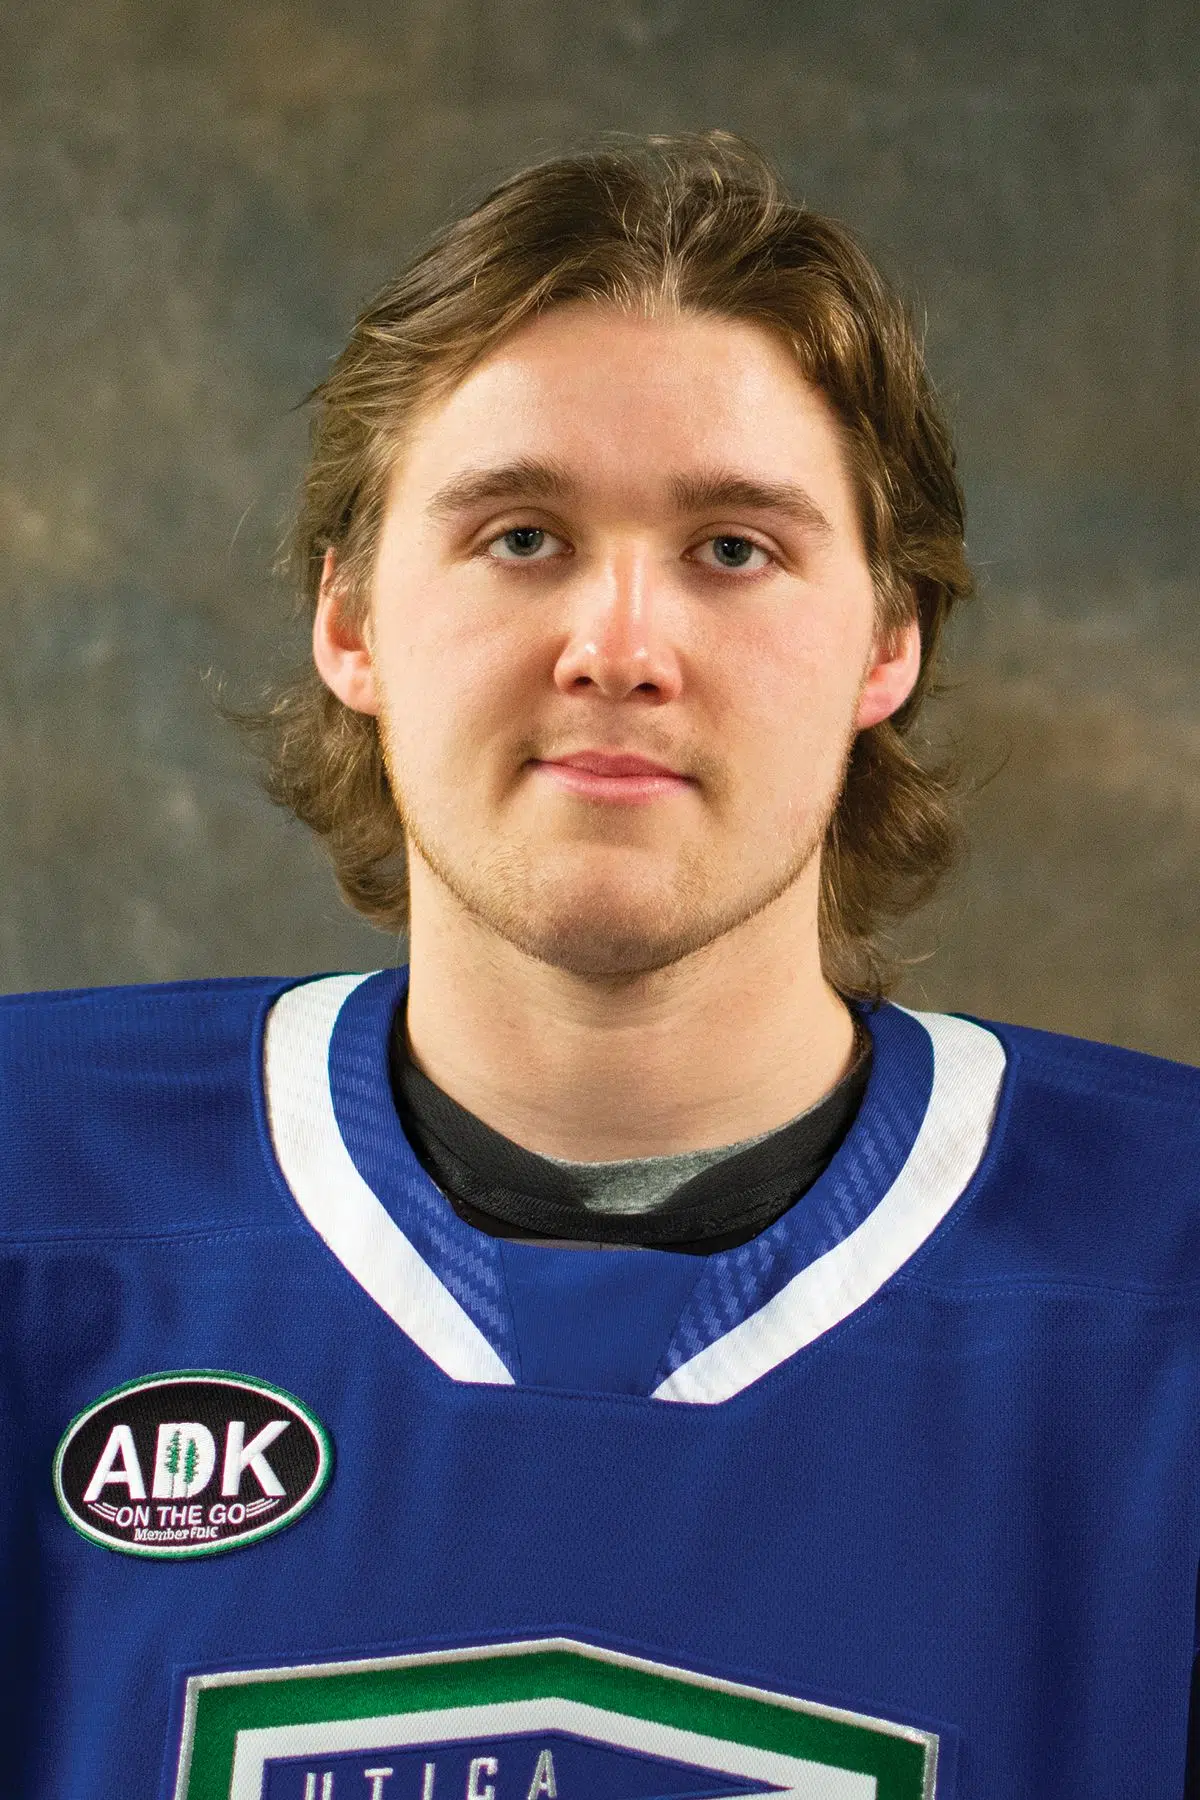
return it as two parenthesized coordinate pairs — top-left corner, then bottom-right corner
(425, 457), (575, 521)
(668, 470), (833, 537)
(424, 457), (833, 537)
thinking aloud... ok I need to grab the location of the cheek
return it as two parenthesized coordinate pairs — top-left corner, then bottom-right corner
(372, 599), (537, 777)
(723, 611), (866, 753)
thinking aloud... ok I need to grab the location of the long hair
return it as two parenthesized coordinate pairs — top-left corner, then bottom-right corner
(245, 131), (972, 999)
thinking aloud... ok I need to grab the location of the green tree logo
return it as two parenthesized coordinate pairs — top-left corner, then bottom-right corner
(153, 1422), (217, 1499)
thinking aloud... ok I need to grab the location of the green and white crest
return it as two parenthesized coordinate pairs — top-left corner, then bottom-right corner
(174, 1639), (939, 1800)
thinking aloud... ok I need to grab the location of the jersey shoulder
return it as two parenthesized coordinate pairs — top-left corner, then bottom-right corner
(921, 1011), (1200, 1294)
(0, 973), (324, 1241)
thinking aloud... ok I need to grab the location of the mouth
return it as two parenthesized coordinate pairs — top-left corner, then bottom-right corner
(530, 750), (694, 806)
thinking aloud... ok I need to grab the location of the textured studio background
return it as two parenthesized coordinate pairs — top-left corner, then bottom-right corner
(2, 0), (1197, 1059)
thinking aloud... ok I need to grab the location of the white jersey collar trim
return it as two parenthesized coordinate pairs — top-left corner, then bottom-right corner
(263, 971), (513, 1387)
(653, 1010), (1006, 1402)
(263, 975), (1005, 1404)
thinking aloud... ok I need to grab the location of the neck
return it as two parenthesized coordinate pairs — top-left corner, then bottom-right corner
(402, 866), (857, 1163)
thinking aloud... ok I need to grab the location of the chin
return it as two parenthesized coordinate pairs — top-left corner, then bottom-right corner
(511, 913), (716, 981)
(485, 857), (790, 982)
(450, 849), (728, 978)
(469, 868), (700, 976)
(409, 823), (824, 983)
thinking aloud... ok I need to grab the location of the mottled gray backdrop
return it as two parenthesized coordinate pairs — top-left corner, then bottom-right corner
(2, 0), (1197, 1059)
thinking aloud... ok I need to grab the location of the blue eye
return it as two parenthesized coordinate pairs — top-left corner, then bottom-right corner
(713, 536), (754, 567)
(486, 527), (567, 562)
(693, 535), (771, 573)
(503, 528), (545, 557)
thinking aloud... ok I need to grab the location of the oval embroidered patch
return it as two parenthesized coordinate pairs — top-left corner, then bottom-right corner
(53, 1370), (332, 1557)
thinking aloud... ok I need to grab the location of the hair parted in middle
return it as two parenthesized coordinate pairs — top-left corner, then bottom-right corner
(248, 129), (973, 1001)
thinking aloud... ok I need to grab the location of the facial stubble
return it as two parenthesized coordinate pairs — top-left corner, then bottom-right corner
(378, 710), (859, 985)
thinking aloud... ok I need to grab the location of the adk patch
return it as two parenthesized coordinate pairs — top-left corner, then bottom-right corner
(53, 1370), (332, 1557)
(174, 1640), (942, 1799)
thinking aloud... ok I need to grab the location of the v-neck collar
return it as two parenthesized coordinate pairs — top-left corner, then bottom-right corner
(262, 969), (1008, 1404)
(389, 1005), (872, 1253)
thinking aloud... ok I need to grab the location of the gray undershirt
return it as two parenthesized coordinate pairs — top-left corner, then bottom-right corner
(391, 1006), (873, 1252)
(535, 1114), (814, 1216)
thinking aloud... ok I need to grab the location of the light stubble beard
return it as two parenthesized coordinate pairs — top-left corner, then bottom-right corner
(381, 724), (853, 988)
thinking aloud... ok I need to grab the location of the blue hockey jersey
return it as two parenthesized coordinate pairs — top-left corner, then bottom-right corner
(1, 967), (1198, 1800)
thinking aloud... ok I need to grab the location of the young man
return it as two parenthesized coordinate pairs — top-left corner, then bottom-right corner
(2, 134), (1197, 1800)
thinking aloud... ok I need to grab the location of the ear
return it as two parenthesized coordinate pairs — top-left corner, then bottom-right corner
(854, 614), (922, 732)
(312, 549), (379, 716)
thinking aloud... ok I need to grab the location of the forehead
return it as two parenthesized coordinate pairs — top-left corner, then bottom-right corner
(389, 304), (856, 523)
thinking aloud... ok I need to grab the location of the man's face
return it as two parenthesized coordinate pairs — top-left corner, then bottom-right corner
(325, 304), (916, 980)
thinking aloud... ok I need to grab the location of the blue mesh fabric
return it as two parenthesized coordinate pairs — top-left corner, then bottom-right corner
(326, 968), (517, 1374)
(654, 1005), (933, 1384)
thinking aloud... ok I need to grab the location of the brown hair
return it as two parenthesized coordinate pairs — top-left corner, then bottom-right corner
(247, 130), (972, 999)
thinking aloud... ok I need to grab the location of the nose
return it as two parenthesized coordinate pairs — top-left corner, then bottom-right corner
(551, 546), (684, 703)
